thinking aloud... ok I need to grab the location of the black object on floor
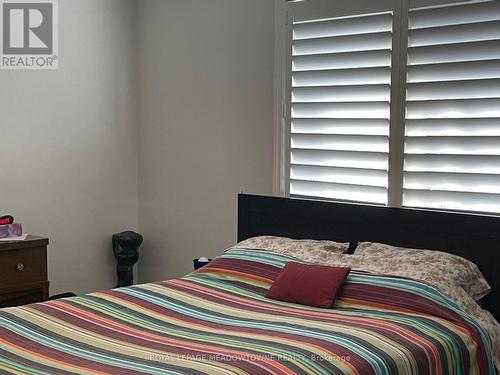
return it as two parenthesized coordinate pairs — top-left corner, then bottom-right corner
(49, 292), (77, 300)
(112, 231), (143, 288)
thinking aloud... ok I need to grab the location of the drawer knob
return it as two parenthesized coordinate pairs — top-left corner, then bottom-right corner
(16, 263), (24, 271)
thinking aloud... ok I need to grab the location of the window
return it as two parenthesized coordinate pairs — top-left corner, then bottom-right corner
(290, 12), (393, 205)
(403, 1), (500, 213)
(280, 0), (500, 215)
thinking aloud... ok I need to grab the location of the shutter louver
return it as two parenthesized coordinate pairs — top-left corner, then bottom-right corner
(290, 12), (393, 204)
(403, 0), (500, 213)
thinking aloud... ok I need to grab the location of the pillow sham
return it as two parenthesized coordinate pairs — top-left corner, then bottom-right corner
(293, 251), (499, 367)
(231, 236), (350, 260)
(353, 242), (491, 300)
(266, 261), (350, 308)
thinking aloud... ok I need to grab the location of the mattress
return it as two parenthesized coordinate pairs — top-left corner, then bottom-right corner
(0, 249), (495, 374)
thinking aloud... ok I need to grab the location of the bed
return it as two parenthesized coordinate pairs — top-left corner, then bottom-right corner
(0, 194), (498, 374)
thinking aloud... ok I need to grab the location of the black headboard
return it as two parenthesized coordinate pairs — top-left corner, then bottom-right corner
(238, 194), (500, 319)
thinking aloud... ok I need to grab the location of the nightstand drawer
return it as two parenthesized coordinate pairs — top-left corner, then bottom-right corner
(0, 247), (45, 286)
(0, 284), (47, 308)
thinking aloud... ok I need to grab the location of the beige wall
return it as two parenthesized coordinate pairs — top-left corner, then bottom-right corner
(137, 0), (275, 283)
(1, 0), (276, 292)
(0, 0), (138, 295)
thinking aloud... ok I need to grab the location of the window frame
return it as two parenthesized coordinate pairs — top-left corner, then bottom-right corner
(274, 0), (500, 215)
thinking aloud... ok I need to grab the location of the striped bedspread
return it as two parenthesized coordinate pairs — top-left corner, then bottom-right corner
(0, 249), (495, 374)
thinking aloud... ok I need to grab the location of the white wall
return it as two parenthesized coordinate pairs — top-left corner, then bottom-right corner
(0, 0), (138, 295)
(137, 0), (275, 282)
(1, 0), (276, 292)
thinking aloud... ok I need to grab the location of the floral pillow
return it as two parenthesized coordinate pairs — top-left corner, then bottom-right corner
(353, 242), (491, 301)
(313, 252), (499, 367)
(230, 235), (350, 261)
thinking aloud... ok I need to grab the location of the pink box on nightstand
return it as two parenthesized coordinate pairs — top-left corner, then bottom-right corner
(0, 223), (23, 238)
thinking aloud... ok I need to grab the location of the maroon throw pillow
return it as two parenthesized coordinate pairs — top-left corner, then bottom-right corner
(266, 262), (350, 308)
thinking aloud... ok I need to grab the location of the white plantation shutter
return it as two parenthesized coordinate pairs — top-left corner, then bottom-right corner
(282, 0), (500, 215)
(403, 0), (500, 213)
(289, 12), (394, 204)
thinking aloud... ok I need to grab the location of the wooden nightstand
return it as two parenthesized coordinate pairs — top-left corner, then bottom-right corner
(0, 236), (49, 308)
